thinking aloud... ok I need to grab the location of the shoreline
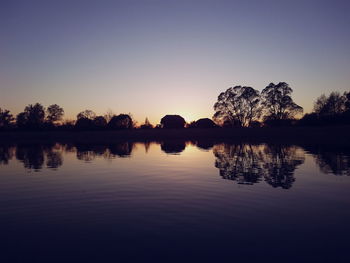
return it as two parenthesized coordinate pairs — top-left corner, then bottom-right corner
(1, 126), (350, 145)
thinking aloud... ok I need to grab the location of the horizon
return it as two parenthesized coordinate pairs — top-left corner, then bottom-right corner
(2, 0), (350, 124)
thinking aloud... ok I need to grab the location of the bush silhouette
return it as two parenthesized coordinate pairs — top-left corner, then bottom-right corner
(191, 118), (217, 128)
(108, 114), (133, 130)
(160, 115), (186, 129)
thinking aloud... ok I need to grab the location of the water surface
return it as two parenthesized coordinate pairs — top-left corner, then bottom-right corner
(0, 141), (349, 262)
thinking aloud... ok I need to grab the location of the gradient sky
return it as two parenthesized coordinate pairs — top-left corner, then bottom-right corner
(1, 0), (350, 124)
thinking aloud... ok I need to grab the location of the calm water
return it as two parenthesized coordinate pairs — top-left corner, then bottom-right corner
(0, 141), (350, 262)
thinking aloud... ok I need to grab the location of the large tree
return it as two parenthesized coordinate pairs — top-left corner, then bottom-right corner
(261, 82), (303, 120)
(46, 104), (64, 124)
(213, 86), (261, 127)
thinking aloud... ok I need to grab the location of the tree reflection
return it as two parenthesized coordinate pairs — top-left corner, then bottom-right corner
(213, 143), (305, 188)
(160, 141), (186, 154)
(16, 144), (45, 171)
(76, 144), (109, 162)
(214, 144), (264, 185)
(0, 145), (14, 165)
(305, 145), (350, 176)
(45, 149), (63, 169)
(108, 142), (134, 157)
(75, 142), (134, 162)
(262, 145), (304, 189)
(14, 143), (64, 171)
(3, 141), (350, 181)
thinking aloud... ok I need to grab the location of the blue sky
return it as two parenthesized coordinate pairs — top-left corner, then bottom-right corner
(1, 0), (350, 123)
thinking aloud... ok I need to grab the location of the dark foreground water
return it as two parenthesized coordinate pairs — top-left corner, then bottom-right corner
(0, 141), (349, 262)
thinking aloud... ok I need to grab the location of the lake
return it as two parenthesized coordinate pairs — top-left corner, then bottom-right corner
(1, 141), (350, 262)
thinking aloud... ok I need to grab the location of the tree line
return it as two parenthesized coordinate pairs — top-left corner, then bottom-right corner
(1, 82), (349, 130)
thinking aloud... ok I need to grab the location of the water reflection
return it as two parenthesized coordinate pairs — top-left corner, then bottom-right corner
(0, 141), (349, 182)
(304, 145), (350, 176)
(75, 142), (135, 162)
(161, 141), (186, 154)
(213, 144), (305, 188)
(0, 145), (15, 165)
(45, 145), (63, 169)
(16, 144), (46, 171)
(213, 144), (264, 185)
(262, 145), (304, 189)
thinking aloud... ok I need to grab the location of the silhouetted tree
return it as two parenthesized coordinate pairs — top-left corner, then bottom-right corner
(75, 110), (96, 130)
(313, 92), (346, 116)
(24, 103), (46, 129)
(16, 112), (28, 128)
(108, 114), (133, 130)
(0, 108), (14, 129)
(77, 110), (96, 120)
(140, 117), (153, 129)
(213, 86), (261, 127)
(93, 116), (107, 128)
(300, 91), (350, 126)
(160, 115), (186, 128)
(261, 82), (303, 123)
(46, 104), (64, 124)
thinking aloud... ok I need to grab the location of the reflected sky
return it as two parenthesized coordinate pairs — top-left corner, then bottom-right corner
(1, 141), (350, 262)
(1, 141), (349, 184)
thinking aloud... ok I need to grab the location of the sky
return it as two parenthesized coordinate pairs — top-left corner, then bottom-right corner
(1, 0), (350, 124)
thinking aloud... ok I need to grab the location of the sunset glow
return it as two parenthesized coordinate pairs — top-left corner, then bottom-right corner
(2, 0), (350, 124)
